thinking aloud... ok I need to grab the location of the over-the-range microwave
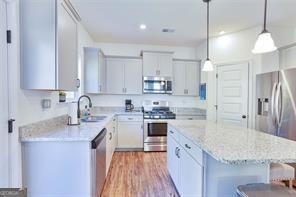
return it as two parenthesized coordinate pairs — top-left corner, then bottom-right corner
(143, 76), (172, 94)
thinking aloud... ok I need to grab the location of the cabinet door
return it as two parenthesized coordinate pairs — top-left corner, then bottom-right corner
(57, 1), (78, 91)
(143, 53), (158, 76)
(98, 51), (106, 93)
(180, 148), (203, 197)
(84, 48), (99, 93)
(158, 53), (173, 77)
(106, 59), (125, 94)
(173, 61), (186, 95)
(186, 62), (200, 96)
(124, 59), (143, 94)
(117, 122), (143, 148)
(167, 134), (181, 190)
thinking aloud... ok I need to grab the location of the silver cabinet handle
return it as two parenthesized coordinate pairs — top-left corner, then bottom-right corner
(185, 144), (191, 149)
(177, 148), (181, 158)
(175, 147), (178, 156)
(128, 117), (133, 120)
(76, 79), (81, 88)
(169, 130), (174, 134)
(109, 132), (112, 140)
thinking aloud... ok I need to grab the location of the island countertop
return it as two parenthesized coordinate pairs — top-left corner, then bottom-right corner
(168, 120), (296, 165)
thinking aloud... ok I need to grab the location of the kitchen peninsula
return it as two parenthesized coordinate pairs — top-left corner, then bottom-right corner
(167, 120), (296, 196)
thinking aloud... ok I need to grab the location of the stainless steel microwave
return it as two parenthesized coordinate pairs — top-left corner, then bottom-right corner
(143, 76), (172, 94)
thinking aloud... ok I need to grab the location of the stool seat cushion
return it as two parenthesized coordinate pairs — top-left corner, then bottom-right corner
(270, 163), (295, 181)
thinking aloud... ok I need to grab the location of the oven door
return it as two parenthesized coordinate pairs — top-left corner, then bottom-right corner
(144, 119), (167, 143)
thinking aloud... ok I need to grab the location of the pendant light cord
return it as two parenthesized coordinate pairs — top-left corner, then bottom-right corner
(207, 0), (210, 60)
(263, 0), (267, 32)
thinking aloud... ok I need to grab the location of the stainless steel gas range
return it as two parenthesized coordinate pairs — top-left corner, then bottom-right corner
(142, 100), (176, 152)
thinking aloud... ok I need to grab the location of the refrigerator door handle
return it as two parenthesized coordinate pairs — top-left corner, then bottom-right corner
(271, 82), (277, 121)
(275, 82), (282, 127)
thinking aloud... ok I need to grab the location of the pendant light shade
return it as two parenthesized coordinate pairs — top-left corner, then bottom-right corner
(252, 0), (277, 54)
(202, 0), (213, 72)
(203, 58), (214, 72)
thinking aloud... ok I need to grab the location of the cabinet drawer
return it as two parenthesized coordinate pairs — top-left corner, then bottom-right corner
(117, 115), (143, 122)
(176, 115), (206, 120)
(168, 125), (180, 141)
(179, 134), (203, 165)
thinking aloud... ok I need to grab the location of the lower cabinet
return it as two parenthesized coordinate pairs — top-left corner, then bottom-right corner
(117, 115), (143, 149)
(167, 126), (203, 197)
(106, 117), (117, 175)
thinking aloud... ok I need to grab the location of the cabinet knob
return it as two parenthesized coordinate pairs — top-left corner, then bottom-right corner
(242, 115), (247, 119)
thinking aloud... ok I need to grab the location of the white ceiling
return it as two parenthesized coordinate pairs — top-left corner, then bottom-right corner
(71, 0), (296, 46)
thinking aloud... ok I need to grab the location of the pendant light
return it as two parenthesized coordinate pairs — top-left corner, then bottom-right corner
(252, 0), (277, 54)
(202, 0), (214, 72)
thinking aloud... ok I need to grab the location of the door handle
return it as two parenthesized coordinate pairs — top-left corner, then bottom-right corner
(271, 82), (277, 122)
(76, 79), (81, 88)
(8, 119), (15, 133)
(275, 82), (283, 127)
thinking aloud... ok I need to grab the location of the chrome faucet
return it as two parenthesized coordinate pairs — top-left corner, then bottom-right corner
(77, 95), (93, 118)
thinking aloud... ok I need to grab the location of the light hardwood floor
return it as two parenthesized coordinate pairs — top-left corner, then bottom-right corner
(101, 151), (179, 197)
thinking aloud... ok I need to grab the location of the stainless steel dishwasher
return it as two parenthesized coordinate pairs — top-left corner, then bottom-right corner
(91, 128), (107, 197)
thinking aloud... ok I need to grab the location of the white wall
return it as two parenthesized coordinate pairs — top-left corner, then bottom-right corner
(7, 0), (94, 187)
(196, 25), (296, 128)
(89, 42), (206, 108)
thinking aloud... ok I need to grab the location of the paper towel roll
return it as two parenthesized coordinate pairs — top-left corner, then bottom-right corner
(68, 102), (79, 125)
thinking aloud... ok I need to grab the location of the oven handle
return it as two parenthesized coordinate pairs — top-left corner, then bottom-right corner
(144, 120), (169, 124)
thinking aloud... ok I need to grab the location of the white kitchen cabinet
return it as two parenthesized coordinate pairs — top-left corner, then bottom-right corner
(106, 57), (142, 95)
(117, 115), (143, 149)
(173, 60), (200, 96)
(84, 48), (106, 94)
(167, 132), (181, 191)
(142, 51), (173, 77)
(106, 58), (125, 94)
(20, 0), (78, 91)
(179, 148), (203, 197)
(124, 59), (143, 94)
(167, 126), (203, 197)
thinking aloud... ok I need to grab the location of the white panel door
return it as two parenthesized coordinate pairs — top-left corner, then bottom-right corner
(57, 1), (78, 91)
(186, 62), (199, 96)
(180, 148), (203, 197)
(143, 53), (158, 76)
(158, 53), (173, 77)
(106, 59), (125, 94)
(217, 63), (249, 127)
(124, 59), (142, 94)
(0, 0), (9, 187)
(173, 61), (186, 95)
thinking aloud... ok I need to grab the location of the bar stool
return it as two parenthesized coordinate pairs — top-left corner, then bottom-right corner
(270, 163), (295, 188)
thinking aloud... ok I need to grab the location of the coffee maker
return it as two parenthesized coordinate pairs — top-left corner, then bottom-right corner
(125, 99), (134, 112)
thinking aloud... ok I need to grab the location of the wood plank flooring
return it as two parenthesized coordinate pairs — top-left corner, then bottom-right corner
(101, 151), (179, 197)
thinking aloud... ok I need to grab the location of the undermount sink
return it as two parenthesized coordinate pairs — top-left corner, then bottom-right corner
(80, 116), (107, 123)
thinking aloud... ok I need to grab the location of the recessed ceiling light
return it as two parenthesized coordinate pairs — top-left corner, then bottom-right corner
(219, 31), (225, 35)
(140, 24), (146, 30)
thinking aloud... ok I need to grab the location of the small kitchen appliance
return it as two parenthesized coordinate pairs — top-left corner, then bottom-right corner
(142, 100), (176, 152)
(125, 99), (134, 112)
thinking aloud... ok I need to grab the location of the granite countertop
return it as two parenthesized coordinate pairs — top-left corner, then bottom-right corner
(20, 114), (115, 142)
(168, 120), (296, 165)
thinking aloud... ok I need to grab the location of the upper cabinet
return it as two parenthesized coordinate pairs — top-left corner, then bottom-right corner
(173, 60), (201, 96)
(20, 0), (78, 91)
(106, 57), (142, 95)
(84, 48), (106, 94)
(142, 51), (173, 77)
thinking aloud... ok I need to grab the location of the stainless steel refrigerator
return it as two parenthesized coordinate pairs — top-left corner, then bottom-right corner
(256, 68), (296, 141)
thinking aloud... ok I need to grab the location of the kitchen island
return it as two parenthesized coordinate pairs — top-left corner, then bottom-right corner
(167, 120), (296, 197)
